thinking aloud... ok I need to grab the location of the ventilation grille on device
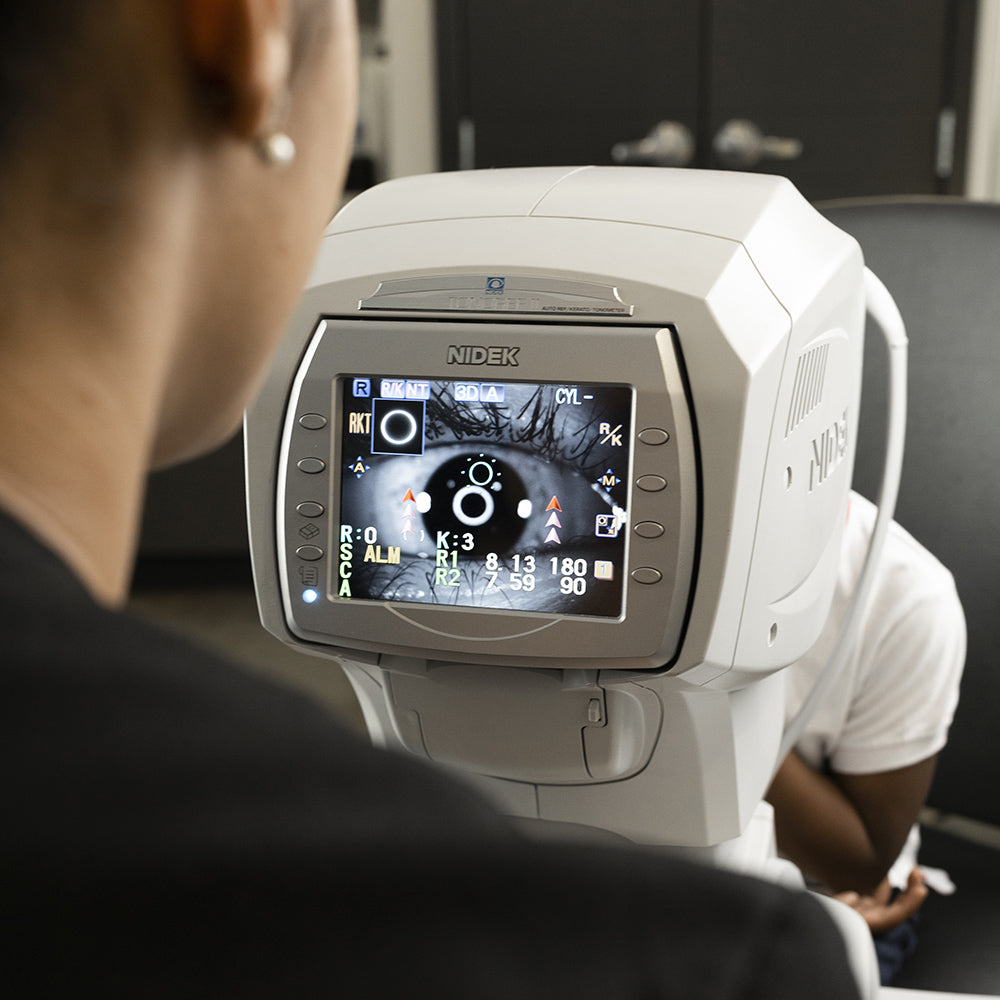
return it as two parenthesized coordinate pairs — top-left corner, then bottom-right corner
(786, 343), (829, 436)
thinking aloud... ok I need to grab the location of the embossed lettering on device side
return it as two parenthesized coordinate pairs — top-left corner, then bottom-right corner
(809, 409), (849, 492)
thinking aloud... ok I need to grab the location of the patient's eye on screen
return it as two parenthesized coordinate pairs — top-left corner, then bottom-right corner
(336, 378), (633, 617)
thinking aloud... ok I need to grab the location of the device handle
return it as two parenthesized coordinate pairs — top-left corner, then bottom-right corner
(776, 268), (908, 763)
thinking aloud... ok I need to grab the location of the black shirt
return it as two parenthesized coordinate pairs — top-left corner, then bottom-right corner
(0, 510), (859, 998)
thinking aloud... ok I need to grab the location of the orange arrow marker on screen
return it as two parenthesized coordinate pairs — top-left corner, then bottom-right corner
(546, 496), (562, 511)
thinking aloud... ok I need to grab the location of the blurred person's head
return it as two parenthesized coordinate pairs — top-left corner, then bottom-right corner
(0, 0), (358, 465)
(0, 0), (357, 604)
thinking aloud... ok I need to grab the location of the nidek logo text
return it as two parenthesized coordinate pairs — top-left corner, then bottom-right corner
(446, 345), (520, 366)
(809, 409), (849, 492)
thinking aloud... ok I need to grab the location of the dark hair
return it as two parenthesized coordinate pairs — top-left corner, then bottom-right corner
(0, 2), (91, 164)
(0, 1), (343, 192)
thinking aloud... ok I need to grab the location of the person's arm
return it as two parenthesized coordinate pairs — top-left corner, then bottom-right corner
(766, 749), (937, 895)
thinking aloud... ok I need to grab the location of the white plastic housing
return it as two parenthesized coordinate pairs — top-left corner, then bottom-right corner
(248, 166), (863, 685)
(245, 167), (866, 846)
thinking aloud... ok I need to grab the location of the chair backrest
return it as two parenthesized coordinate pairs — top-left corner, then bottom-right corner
(818, 198), (1000, 826)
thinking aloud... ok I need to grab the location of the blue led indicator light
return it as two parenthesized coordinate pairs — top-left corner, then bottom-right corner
(302, 588), (320, 604)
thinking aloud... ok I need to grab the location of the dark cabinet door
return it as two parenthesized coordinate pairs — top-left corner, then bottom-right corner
(436, 0), (974, 200)
(436, 0), (702, 172)
(706, 0), (974, 198)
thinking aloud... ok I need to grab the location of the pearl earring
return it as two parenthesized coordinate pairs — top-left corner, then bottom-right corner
(255, 130), (296, 168)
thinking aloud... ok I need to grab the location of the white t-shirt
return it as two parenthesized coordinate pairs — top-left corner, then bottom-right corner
(785, 492), (966, 882)
(787, 492), (965, 776)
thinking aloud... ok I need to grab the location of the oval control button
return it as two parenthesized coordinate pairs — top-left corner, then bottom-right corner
(295, 545), (324, 561)
(297, 458), (326, 474)
(636, 474), (667, 492)
(638, 427), (670, 446)
(298, 413), (328, 430)
(296, 501), (325, 518)
(634, 520), (665, 539)
(631, 567), (663, 585)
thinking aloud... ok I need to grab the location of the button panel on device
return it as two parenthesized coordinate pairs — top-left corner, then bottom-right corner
(634, 520), (665, 539)
(631, 426), (673, 588)
(632, 567), (663, 585)
(636, 474), (667, 493)
(297, 457), (327, 474)
(285, 387), (333, 618)
(298, 412), (328, 430)
(638, 427), (670, 446)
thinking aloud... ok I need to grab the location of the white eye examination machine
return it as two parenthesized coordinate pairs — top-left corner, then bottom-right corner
(246, 167), (909, 996)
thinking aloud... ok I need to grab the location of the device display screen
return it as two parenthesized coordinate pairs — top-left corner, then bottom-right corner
(335, 375), (633, 617)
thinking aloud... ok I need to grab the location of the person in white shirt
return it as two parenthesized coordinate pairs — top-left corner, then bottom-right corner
(768, 490), (966, 983)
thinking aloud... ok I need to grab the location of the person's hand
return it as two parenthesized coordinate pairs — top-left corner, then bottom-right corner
(834, 868), (928, 934)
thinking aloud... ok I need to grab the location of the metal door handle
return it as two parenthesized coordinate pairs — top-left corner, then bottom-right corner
(713, 119), (803, 169)
(611, 121), (695, 167)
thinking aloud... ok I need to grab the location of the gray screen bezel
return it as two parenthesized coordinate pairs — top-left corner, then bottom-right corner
(276, 317), (699, 669)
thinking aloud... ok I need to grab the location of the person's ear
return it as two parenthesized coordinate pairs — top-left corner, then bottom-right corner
(181, 0), (292, 142)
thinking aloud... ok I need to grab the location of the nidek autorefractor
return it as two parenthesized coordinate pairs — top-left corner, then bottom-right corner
(245, 166), (907, 992)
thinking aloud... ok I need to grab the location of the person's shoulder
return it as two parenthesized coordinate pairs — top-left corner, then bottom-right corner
(8, 826), (861, 998)
(845, 491), (959, 606)
(358, 840), (861, 1000)
(0, 532), (509, 859)
(2, 514), (860, 999)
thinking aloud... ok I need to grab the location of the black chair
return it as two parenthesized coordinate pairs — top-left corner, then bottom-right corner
(819, 198), (1000, 995)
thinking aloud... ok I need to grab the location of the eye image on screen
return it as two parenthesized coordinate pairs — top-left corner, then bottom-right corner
(335, 376), (633, 617)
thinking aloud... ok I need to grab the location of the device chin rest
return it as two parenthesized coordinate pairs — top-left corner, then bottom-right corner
(382, 662), (661, 784)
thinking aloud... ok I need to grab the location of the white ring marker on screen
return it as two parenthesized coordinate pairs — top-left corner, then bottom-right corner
(452, 484), (495, 526)
(380, 408), (418, 446)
